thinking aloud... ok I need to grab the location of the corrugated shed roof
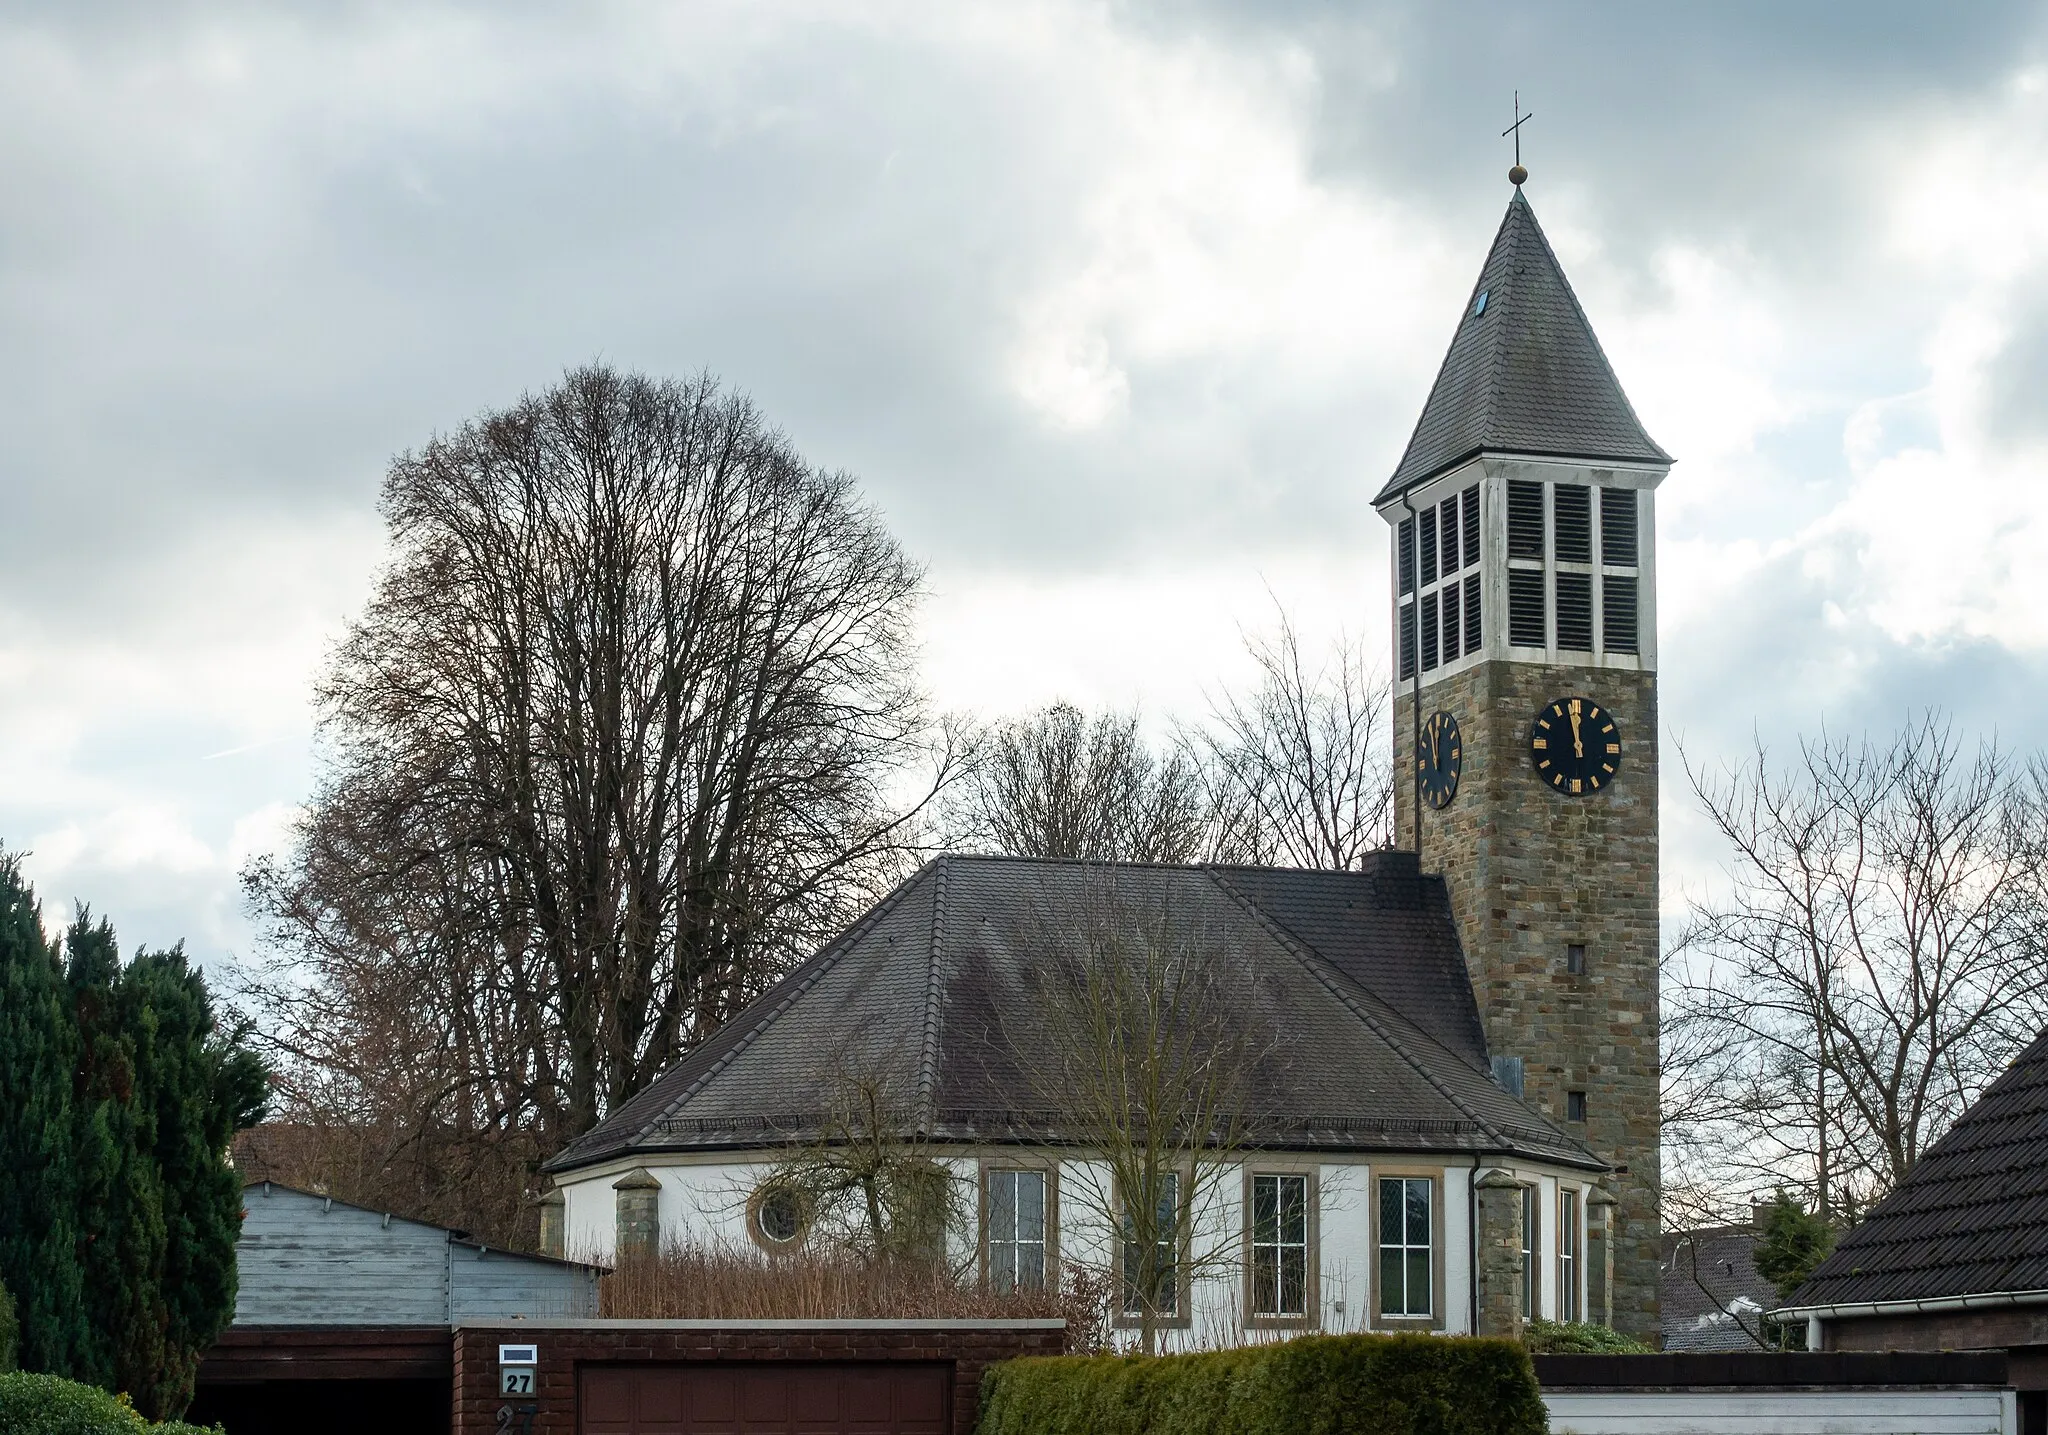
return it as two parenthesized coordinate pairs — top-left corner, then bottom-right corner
(547, 852), (1597, 1175)
(1373, 190), (1669, 505)
(1792, 1026), (2048, 1307)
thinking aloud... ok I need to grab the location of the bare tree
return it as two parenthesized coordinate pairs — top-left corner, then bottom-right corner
(764, 1065), (963, 1271)
(946, 703), (1207, 862)
(1193, 609), (1395, 868)
(1666, 715), (2048, 1218)
(999, 874), (1280, 1354)
(239, 367), (957, 1233)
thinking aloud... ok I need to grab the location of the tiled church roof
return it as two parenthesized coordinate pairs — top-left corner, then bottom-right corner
(1374, 189), (1669, 504)
(546, 852), (1599, 1174)
(1791, 1025), (2048, 1307)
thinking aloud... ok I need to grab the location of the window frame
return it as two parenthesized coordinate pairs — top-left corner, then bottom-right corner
(1370, 1165), (1446, 1331)
(979, 1158), (1059, 1295)
(1112, 1166), (1194, 1332)
(1242, 1162), (1320, 1331)
(1558, 1187), (1581, 1323)
(1519, 1184), (1538, 1320)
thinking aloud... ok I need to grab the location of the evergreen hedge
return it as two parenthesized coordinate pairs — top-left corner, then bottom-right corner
(979, 1332), (1547, 1435)
(0, 1372), (220, 1433)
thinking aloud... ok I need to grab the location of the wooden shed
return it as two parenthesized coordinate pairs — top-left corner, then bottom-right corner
(189, 1182), (604, 1435)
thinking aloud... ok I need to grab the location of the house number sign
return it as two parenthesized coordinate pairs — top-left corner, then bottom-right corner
(499, 1344), (539, 1396)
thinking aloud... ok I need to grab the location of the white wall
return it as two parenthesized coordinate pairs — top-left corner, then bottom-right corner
(556, 1151), (1592, 1341)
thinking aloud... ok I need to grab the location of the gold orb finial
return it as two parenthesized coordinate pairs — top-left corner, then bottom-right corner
(1509, 163), (1528, 186)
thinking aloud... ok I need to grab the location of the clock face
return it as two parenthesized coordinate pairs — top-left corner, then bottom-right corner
(1418, 710), (1462, 810)
(1530, 697), (1622, 797)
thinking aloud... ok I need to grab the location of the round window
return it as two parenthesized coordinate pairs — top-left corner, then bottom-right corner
(752, 1184), (804, 1246)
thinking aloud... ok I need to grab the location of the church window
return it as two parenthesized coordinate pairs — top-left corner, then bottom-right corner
(1398, 603), (1416, 681)
(1566, 1090), (1587, 1124)
(1397, 518), (1416, 595)
(1558, 1190), (1580, 1322)
(1601, 487), (1638, 566)
(1566, 943), (1587, 975)
(1121, 1170), (1181, 1319)
(985, 1168), (1048, 1293)
(1553, 484), (1593, 565)
(1441, 584), (1461, 663)
(1508, 569), (1545, 648)
(1378, 1176), (1433, 1319)
(1507, 481), (1544, 559)
(1555, 572), (1593, 652)
(1603, 575), (1638, 654)
(1463, 575), (1481, 651)
(1520, 1185), (1538, 1319)
(748, 1182), (807, 1249)
(1420, 509), (1438, 586)
(1461, 486), (1480, 567)
(1420, 591), (1440, 671)
(1249, 1173), (1310, 1320)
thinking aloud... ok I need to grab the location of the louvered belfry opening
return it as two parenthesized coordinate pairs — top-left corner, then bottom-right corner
(1394, 482), (1482, 681)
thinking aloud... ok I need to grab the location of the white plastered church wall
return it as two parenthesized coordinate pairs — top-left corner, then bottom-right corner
(555, 1152), (1607, 1337)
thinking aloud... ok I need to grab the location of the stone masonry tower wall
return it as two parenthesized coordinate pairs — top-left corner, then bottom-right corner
(1395, 654), (1661, 1339)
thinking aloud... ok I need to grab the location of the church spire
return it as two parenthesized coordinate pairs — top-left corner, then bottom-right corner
(1373, 191), (1669, 504)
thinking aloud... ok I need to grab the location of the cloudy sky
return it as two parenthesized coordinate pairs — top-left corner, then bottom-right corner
(4, 1), (2047, 966)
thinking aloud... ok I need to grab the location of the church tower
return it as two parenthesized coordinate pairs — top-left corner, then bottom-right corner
(1375, 180), (1669, 1340)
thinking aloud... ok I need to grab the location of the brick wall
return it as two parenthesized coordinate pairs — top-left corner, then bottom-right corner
(452, 1320), (1067, 1435)
(1395, 659), (1662, 1342)
(1826, 1307), (2048, 1355)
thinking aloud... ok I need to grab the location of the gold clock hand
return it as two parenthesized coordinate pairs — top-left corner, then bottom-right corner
(1570, 709), (1583, 758)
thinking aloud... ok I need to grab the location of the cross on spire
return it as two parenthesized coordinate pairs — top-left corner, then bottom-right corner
(1502, 91), (1532, 186)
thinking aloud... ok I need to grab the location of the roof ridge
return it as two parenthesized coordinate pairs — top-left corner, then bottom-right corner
(1203, 867), (1533, 1154)
(915, 856), (950, 1134)
(628, 860), (942, 1145)
(1476, 194), (1528, 455)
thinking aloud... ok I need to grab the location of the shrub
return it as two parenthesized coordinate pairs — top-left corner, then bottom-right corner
(1522, 1318), (1653, 1354)
(979, 1332), (1546, 1435)
(0, 1372), (147, 1434)
(0, 1373), (221, 1433)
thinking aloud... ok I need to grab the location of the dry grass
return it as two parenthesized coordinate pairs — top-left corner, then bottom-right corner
(598, 1243), (1112, 1350)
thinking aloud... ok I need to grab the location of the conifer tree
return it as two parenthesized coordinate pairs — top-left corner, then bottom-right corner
(127, 945), (266, 1417)
(67, 912), (169, 1406)
(0, 854), (86, 1372)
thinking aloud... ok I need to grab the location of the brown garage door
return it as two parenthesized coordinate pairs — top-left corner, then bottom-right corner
(580, 1363), (951, 1435)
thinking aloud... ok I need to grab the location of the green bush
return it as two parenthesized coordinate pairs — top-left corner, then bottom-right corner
(0, 1372), (221, 1433)
(979, 1332), (1546, 1435)
(0, 1372), (147, 1434)
(1522, 1318), (1652, 1354)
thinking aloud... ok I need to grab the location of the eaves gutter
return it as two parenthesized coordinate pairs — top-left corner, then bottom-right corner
(1773, 1287), (2048, 1322)
(1771, 1287), (2048, 1351)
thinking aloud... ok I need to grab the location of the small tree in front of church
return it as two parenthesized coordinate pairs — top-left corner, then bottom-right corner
(998, 873), (1281, 1355)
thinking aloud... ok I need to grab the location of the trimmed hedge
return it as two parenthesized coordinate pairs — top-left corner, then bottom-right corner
(979, 1332), (1547, 1435)
(0, 1372), (220, 1434)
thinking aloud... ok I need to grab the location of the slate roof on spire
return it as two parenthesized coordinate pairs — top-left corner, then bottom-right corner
(1374, 190), (1669, 504)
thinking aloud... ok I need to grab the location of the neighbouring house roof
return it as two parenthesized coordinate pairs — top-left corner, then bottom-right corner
(1661, 1225), (1777, 1352)
(546, 852), (1599, 1175)
(1791, 1025), (2048, 1309)
(1373, 189), (1669, 505)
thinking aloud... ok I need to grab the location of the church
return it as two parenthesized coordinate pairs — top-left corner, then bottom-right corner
(543, 172), (1669, 1347)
